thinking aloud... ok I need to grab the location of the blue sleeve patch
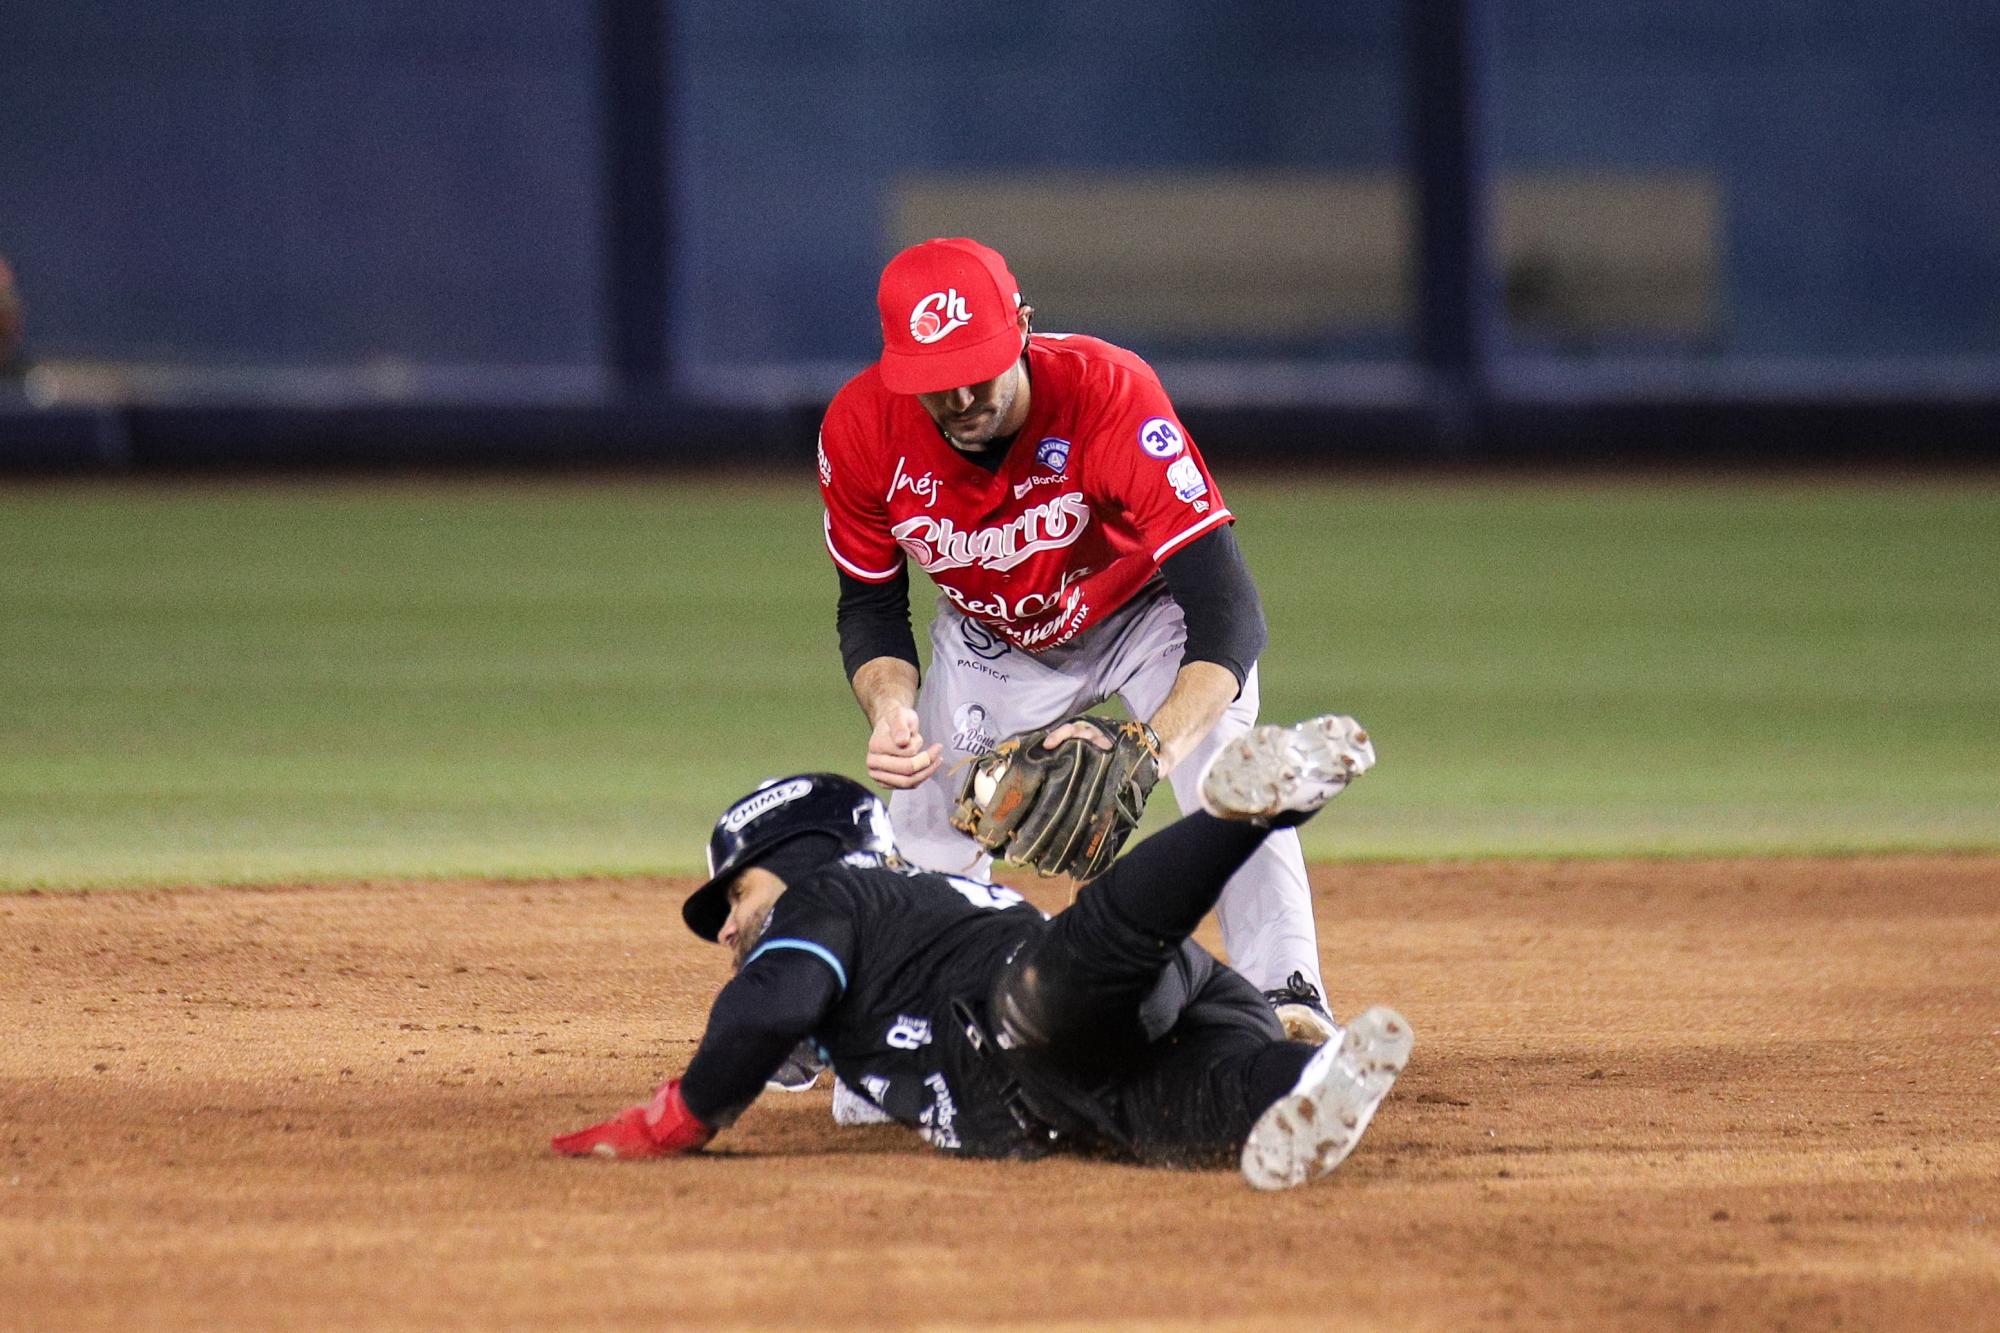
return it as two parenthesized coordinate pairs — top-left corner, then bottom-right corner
(744, 938), (849, 994)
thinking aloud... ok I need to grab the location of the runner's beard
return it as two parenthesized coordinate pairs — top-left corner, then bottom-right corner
(730, 905), (776, 972)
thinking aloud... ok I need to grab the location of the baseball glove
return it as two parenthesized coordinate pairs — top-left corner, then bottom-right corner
(949, 715), (1162, 880)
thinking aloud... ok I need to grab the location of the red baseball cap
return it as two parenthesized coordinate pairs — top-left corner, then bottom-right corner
(875, 238), (1026, 395)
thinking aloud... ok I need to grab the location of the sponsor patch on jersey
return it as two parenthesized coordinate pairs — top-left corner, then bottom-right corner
(720, 777), (813, 834)
(959, 619), (1011, 660)
(1034, 436), (1071, 473)
(918, 1071), (961, 1150)
(950, 702), (996, 755)
(1166, 454), (1208, 503)
(1138, 416), (1185, 458)
(1012, 474), (1066, 499)
(910, 289), (971, 344)
(889, 456), (940, 505)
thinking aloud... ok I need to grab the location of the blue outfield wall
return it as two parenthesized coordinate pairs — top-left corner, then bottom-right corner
(669, 0), (2000, 371)
(0, 2), (1996, 467)
(0, 4), (604, 368)
(1492, 3), (2000, 360)
(666, 2), (1410, 375)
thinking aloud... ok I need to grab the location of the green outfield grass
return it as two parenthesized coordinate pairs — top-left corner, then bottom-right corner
(2, 476), (1994, 887)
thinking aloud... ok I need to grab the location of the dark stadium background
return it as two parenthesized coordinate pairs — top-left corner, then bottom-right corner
(2, 1), (1996, 469)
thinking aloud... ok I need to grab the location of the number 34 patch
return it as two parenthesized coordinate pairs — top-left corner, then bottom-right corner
(1138, 417), (1186, 458)
(1165, 454), (1209, 504)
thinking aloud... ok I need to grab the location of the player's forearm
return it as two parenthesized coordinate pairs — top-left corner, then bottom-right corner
(1159, 527), (1267, 690)
(1145, 661), (1242, 774)
(681, 958), (840, 1126)
(850, 655), (921, 729)
(835, 567), (918, 680)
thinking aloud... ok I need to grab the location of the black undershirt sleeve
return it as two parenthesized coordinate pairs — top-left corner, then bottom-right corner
(679, 950), (842, 1126)
(836, 566), (920, 682)
(1158, 526), (1268, 691)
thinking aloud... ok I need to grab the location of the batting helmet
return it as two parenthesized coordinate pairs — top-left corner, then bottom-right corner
(680, 773), (896, 941)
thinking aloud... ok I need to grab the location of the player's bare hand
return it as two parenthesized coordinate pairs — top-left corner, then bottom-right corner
(1040, 719), (1115, 751)
(867, 706), (943, 789)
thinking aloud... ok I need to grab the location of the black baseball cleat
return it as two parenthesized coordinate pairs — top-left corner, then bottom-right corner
(765, 1039), (825, 1093)
(1264, 970), (1340, 1045)
(1240, 1005), (1414, 1190)
(1197, 715), (1375, 828)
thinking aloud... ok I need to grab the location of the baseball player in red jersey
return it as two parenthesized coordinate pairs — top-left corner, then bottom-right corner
(819, 238), (1335, 1042)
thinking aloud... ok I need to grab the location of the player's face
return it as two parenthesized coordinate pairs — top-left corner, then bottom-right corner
(719, 867), (787, 970)
(914, 307), (1034, 450)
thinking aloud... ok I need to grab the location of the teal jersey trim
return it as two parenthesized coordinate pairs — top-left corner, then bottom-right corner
(744, 938), (848, 994)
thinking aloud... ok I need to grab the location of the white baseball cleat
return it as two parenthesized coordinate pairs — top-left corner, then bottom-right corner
(1274, 1004), (1340, 1047)
(1240, 1005), (1413, 1191)
(1198, 714), (1376, 827)
(831, 1076), (894, 1126)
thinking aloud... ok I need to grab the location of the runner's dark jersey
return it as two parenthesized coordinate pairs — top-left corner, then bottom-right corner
(679, 852), (1050, 1157)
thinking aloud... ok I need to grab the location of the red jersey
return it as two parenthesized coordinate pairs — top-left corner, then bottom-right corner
(819, 334), (1232, 653)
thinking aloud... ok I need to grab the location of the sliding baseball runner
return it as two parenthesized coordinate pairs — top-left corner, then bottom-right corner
(553, 714), (1411, 1188)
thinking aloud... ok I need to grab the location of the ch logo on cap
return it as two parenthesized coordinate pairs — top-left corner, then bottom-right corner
(910, 289), (972, 344)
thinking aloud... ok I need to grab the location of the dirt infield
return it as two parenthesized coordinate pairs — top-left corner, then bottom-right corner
(3, 856), (1996, 1330)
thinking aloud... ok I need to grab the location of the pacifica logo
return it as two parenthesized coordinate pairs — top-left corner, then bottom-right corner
(910, 289), (971, 344)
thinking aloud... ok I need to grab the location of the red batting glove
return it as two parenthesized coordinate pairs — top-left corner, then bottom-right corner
(551, 1078), (716, 1160)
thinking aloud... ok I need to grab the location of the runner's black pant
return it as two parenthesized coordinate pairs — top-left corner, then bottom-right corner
(992, 812), (1320, 1166)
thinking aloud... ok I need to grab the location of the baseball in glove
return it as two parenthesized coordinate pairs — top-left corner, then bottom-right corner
(949, 715), (1162, 880)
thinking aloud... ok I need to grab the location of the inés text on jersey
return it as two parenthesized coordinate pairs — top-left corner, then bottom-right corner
(887, 456), (941, 505)
(890, 493), (1091, 573)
